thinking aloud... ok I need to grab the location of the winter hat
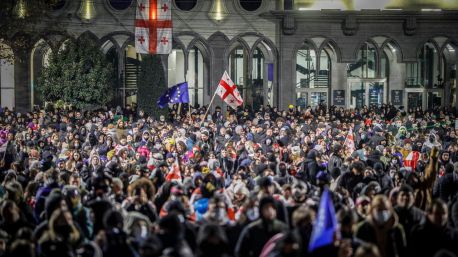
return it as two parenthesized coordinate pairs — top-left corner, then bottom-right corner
(103, 209), (124, 230)
(258, 176), (274, 188)
(259, 196), (276, 213)
(374, 125), (383, 133)
(445, 163), (454, 174)
(240, 158), (252, 168)
(374, 162), (384, 173)
(166, 200), (187, 215)
(330, 168), (341, 180)
(398, 184), (413, 194)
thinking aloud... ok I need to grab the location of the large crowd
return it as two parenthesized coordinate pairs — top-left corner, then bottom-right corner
(0, 103), (457, 257)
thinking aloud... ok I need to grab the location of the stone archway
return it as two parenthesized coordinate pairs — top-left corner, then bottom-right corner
(30, 39), (53, 107)
(0, 42), (15, 110)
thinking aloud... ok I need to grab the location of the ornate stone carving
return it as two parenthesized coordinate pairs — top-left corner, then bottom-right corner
(342, 16), (358, 36)
(404, 17), (417, 36)
(283, 14), (296, 35)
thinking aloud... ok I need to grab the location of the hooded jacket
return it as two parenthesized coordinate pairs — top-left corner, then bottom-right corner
(355, 212), (406, 257)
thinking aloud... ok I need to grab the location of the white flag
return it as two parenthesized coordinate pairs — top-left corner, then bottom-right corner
(215, 71), (243, 110)
(135, 0), (172, 54)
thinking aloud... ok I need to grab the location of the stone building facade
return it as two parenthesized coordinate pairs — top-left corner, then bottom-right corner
(1, 0), (457, 113)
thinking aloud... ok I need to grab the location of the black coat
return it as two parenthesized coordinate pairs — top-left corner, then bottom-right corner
(410, 219), (458, 257)
(235, 219), (288, 257)
(374, 173), (394, 193)
(337, 172), (363, 194)
(394, 206), (424, 239)
(355, 217), (406, 257)
(434, 173), (458, 202)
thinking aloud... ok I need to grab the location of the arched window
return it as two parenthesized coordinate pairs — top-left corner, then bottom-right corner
(167, 47), (186, 102)
(251, 47), (265, 110)
(105, 45), (119, 106)
(442, 43), (456, 108)
(296, 42), (316, 89)
(406, 42), (440, 88)
(229, 45), (248, 104)
(175, 0), (197, 11)
(31, 40), (52, 107)
(48, 0), (66, 10)
(348, 42), (377, 78)
(109, 0), (133, 10)
(187, 47), (205, 107)
(240, 0), (262, 11)
(0, 43), (14, 109)
(123, 45), (141, 107)
(296, 41), (331, 108)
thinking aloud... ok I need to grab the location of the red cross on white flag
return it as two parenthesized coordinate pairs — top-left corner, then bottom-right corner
(216, 71), (243, 110)
(345, 127), (355, 153)
(135, 0), (172, 54)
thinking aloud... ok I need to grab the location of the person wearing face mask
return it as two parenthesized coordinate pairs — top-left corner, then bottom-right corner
(410, 199), (458, 257)
(355, 195), (406, 257)
(274, 162), (291, 186)
(235, 196), (288, 257)
(201, 195), (231, 226)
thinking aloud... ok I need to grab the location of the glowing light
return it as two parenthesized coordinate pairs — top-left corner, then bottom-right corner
(78, 0), (96, 21)
(421, 9), (442, 11)
(209, 0), (227, 22)
(15, 0), (28, 18)
(215, 0), (222, 21)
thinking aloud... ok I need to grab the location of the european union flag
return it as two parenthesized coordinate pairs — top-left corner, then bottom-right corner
(308, 188), (339, 253)
(157, 82), (189, 108)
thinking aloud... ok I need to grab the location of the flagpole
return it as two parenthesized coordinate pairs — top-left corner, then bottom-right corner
(202, 91), (217, 126)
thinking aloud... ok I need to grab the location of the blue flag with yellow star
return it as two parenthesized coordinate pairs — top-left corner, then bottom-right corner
(157, 82), (189, 108)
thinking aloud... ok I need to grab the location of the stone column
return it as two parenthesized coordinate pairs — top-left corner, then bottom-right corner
(208, 33), (228, 112)
(14, 49), (31, 113)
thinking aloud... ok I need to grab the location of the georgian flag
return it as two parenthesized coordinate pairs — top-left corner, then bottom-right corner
(215, 71), (243, 110)
(135, 0), (172, 54)
(345, 128), (355, 153)
(404, 151), (420, 172)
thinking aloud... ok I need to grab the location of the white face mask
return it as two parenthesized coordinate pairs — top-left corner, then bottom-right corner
(373, 210), (391, 224)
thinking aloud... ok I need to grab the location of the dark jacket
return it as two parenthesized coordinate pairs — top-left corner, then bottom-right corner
(235, 219), (288, 257)
(433, 173), (458, 202)
(337, 172), (363, 194)
(394, 206), (424, 239)
(374, 172), (394, 193)
(303, 150), (325, 185)
(355, 215), (406, 257)
(410, 219), (458, 257)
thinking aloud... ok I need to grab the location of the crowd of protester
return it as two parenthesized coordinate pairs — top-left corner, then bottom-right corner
(0, 103), (457, 257)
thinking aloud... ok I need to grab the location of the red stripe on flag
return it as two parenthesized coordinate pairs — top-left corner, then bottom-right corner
(149, 0), (157, 53)
(219, 80), (236, 100)
(135, 20), (172, 28)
